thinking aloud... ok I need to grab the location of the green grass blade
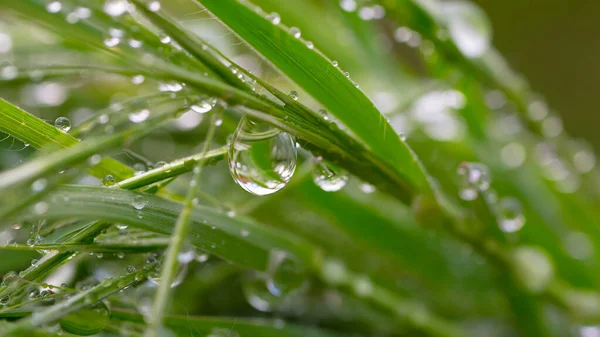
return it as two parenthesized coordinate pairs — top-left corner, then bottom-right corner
(197, 0), (430, 195)
(0, 97), (134, 180)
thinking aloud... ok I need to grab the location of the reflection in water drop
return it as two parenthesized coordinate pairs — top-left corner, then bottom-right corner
(228, 117), (297, 196)
(312, 158), (348, 192)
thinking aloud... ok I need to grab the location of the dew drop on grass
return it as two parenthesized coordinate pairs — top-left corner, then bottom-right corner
(266, 12), (280, 25)
(148, 263), (188, 288)
(442, 1), (491, 58)
(242, 275), (280, 312)
(131, 74), (144, 84)
(104, 0), (128, 17)
(321, 258), (347, 286)
(59, 302), (109, 336)
(512, 246), (554, 293)
(457, 162), (490, 200)
(288, 90), (299, 100)
(266, 250), (306, 297)
(46, 1), (62, 13)
(312, 158), (348, 192)
(190, 97), (217, 114)
(148, 1), (161, 12)
(289, 27), (301, 38)
(497, 197), (525, 233)
(159, 34), (171, 44)
(228, 117), (297, 196)
(132, 195), (147, 210)
(360, 183), (376, 194)
(31, 178), (47, 192)
(128, 109), (149, 123)
(353, 275), (373, 297)
(125, 265), (136, 274)
(54, 117), (71, 132)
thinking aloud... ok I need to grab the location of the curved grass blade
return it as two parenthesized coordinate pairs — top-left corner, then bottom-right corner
(0, 98), (134, 180)
(197, 0), (431, 197)
(14, 185), (318, 272)
(112, 309), (346, 337)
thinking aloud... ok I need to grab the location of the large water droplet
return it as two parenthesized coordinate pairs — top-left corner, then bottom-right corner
(59, 302), (109, 336)
(228, 117), (297, 196)
(55, 117), (71, 132)
(457, 162), (490, 200)
(443, 1), (491, 58)
(312, 158), (348, 192)
(128, 109), (149, 123)
(496, 197), (525, 233)
(104, 0), (128, 17)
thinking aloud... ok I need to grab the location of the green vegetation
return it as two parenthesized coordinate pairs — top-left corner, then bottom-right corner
(0, 0), (598, 337)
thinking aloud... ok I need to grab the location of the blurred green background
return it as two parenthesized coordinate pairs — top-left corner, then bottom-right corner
(473, 0), (600, 148)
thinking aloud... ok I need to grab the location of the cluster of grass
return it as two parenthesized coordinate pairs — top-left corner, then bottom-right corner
(0, 0), (598, 337)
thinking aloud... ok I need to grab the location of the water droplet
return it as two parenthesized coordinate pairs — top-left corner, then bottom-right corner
(147, 1), (161, 12)
(457, 162), (490, 200)
(266, 250), (306, 297)
(339, 0), (357, 12)
(59, 302), (109, 336)
(573, 150), (596, 174)
(104, 0), (128, 17)
(353, 275), (373, 297)
(288, 90), (299, 100)
(500, 142), (526, 168)
(149, 263), (188, 288)
(88, 154), (102, 166)
(266, 12), (280, 25)
(511, 246), (554, 293)
(289, 27), (301, 38)
(0, 64), (17, 80)
(331, 60), (338, 67)
(131, 74), (145, 84)
(359, 183), (376, 194)
(132, 195), (147, 210)
(496, 197), (525, 233)
(443, 1), (491, 58)
(103, 37), (120, 47)
(128, 39), (142, 49)
(31, 178), (47, 192)
(312, 158), (348, 192)
(54, 116), (71, 132)
(47, 1), (62, 13)
(321, 258), (347, 286)
(541, 116), (563, 138)
(34, 202), (48, 215)
(305, 41), (314, 49)
(159, 34), (171, 44)
(128, 109), (150, 123)
(190, 97), (217, 114)
(228, 117), (297, 196)
(242, 275), (280, 312)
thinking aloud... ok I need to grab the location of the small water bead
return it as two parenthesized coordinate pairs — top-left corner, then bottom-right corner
(312, 158), (348, 192)
(104, 0), (128, 17)
(353, 275), (373, 297)
(457, 162), (490, 200)
(228, 117), (297, 196)
(442, 1), (491, 58)
(0, 64), (17, 80)
(321, 259), (347, 286)
(190, 97), (217, 114)
(34, 201), (49, 215)
(242, 275), (281, 312)
(31, 178), (47, 192)
(331, 60), (338, 67)
(54, 116), (71, 132)
(132, 195), (147, 210)
(47, 1), (62, 13)
(573, 150), (596, 174)
(128, 109), (149, 123)
(128, 39), (142, 49)
(147, 1), (161, 11)
(59, 302), (109, 336)
(266, 250), (306, 297)
(266, 12), (281, 25)
(496, 197), (525, 233)
(305, 41), (314, 49)
(359, 183), (376, 194)
(130, 74), (144, 85)
(289, 27), (301, 38)
(159, 34), (171, 44)
(103, 37), (120, 47)
(339, 0), (357, 12)
(511, 246), (554, 293)
(149, 263), (188, 288)
(125, 265), (136, 274)
(541, 116), (563, 138)
(288, 90), (299, 100)
(528, 100), (548, 121)
(88, 154), (102, 166)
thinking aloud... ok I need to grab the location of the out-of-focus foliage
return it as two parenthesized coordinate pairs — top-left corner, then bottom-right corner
(0, 1), (598, 337)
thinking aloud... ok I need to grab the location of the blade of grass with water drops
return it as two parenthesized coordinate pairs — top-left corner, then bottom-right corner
(0, 97), (134, 180)
(197, 0), (431, 199)
(111, 309), (346, 337)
